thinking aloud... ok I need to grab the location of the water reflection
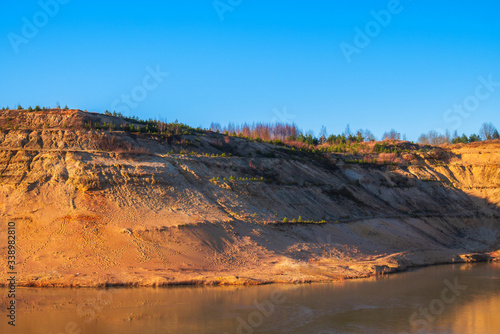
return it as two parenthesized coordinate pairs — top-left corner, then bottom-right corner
(2, 263), (499, 334)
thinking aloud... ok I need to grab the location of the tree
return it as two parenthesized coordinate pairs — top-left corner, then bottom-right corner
(479, 122), (498, 141)
(355, 130), (364, 143)
(383, 129), (401, 141)
(451, 133), (469, 144)
(210, 122), (222, 133)
(319, 126), (327, 144)
(362, 129), (376, 142)
(469, 134), (481, 142)
(417, 130), (450, 145)
(297, 132), (318, 145)
(493, 129), (500, 140)
(344, 124), (352, 137)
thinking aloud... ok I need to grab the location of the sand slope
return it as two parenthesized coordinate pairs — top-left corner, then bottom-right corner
(0, 110), (499, 286)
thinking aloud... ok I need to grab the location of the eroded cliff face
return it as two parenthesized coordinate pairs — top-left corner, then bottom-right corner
(0, 110), (499, 286)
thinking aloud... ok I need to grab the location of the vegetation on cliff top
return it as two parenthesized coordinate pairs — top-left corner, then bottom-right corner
(0, 107), (498, 167)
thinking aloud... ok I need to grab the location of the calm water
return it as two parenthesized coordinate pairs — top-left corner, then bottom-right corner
(3, 262), (500, 334)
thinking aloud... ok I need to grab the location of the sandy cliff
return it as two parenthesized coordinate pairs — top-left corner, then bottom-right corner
(0, 109), (499, 286)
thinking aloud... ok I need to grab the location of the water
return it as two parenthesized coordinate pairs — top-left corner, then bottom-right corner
(3, 262), (500, 333)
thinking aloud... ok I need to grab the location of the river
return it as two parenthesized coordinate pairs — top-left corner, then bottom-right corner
(3, 262), (500, 333)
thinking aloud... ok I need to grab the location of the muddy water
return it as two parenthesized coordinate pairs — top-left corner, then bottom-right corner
(3, 262), (500, 334)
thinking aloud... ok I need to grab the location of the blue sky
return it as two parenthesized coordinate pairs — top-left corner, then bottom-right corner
(1, 0), (499, 140)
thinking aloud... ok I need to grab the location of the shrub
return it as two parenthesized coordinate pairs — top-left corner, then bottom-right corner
(373, 142), (388, 153)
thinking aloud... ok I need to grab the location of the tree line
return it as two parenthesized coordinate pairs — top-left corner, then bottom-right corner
(2, 106), (498, 146)
(418, 123), (499, 145)
(211, 121), (499, 146)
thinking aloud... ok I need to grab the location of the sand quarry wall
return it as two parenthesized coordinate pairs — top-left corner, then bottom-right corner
(0, 112), (499, 286)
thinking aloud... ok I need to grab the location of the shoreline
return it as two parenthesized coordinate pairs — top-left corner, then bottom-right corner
(3, 250), (498, 289)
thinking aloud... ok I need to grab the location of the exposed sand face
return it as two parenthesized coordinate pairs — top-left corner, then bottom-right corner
(0, 110), (499, 286)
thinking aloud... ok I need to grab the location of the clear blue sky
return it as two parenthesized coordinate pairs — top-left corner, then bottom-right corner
(1, 0), (499, 140)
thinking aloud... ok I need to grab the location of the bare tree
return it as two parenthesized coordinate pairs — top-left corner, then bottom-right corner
(362, 129), (376, 141)
(344, 124), (352, 137)
(210, 122), (222, 132)
(382, 129), (401, 141)
(319, 125), (327, 144)
(418, 130), (449, 145)
(479, 122), (498, 141)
